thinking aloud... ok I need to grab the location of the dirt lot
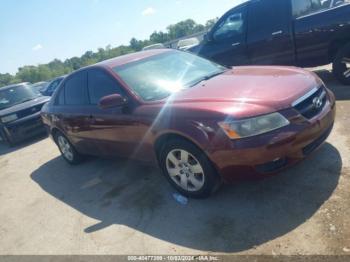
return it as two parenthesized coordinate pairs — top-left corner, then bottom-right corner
(0, 66), (349, 255)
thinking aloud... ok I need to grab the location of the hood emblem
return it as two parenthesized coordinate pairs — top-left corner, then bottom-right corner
(312, 96), (323, 110)
(31, 107), (37, 112)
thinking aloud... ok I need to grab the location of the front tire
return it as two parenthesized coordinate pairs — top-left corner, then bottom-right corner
(54, 132), (83, 165)
(333, 43), (350, 85)
(159, 138), (221, 198)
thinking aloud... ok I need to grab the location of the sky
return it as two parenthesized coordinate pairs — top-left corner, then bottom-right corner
(0, 0), (243, 75)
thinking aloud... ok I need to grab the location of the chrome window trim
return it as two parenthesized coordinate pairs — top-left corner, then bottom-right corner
(294, 3), (350, 20)
(292, 87), (319, 107)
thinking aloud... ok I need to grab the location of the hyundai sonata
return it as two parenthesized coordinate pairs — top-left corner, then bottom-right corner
(41, 49), (335, 198)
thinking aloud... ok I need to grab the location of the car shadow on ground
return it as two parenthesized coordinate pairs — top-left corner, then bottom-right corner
(0, 134), (47, 156)
(313, 69), (350, 101)
(30, 142), (342, 252)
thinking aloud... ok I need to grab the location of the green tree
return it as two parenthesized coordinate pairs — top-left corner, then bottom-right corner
(0, 73), (14, 87)
(205, 18), (219, 30)
(129, 38), (152, 51)
(167, 19), (204, 39)
(150, 31), (170, 43)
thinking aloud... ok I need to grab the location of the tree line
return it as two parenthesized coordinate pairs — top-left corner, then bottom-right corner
(0, 18), (217, 88)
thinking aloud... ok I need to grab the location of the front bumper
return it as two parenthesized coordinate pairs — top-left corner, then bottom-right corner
(209, 91), (336, 182)
(0, 112), (47, 144)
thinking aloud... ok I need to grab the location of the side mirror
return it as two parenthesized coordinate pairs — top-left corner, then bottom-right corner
(204, 33), (213, 43)
(98, 94), (127, 109)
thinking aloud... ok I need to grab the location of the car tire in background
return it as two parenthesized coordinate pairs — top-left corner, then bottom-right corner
(333, 43), (350, 85)
(54, 131), (83, 165)
(159, 138), (221, 198)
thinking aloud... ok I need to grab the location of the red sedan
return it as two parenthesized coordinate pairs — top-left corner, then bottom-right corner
(41, 49), (336, 198)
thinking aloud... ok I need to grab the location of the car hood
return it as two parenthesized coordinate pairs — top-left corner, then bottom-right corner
(0, 96), (50, 117)
(166, 66), (323, 118)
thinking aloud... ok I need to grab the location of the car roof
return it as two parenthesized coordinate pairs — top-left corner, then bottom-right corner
(96, 49), (172, 69)
(31, 81), (47, 86)
(228, 0), (250, 12)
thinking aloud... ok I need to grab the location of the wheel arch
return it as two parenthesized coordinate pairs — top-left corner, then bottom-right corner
(50, 127), (71, 145)
(51, 127), (60, 139)
(328, 38), (350, 62)
(153, 131), (209, 163)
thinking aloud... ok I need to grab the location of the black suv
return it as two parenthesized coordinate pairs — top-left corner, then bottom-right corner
(190, 0), (350, 85)
(0, 83), (50, 145)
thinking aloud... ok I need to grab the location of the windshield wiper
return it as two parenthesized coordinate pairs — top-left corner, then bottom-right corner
(187, 71), (225, 88)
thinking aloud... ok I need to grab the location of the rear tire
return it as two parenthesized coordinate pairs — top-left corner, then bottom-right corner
(158, 138), (221, 199)
(333, 43), (350, 85)
(54, 131), (83, 165)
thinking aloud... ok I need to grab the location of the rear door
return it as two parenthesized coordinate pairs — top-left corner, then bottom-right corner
(198, 5), (248, 66)
(246, 0), (295, 65)
(57, 70), (96, 153)
(292, 0), (350, 66)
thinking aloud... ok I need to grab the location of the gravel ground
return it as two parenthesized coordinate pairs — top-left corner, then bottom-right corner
(0, 66), (349, 255)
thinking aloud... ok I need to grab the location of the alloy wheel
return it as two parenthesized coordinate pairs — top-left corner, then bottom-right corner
(57, 135), (74, 162)
(166, 149), (205, 192)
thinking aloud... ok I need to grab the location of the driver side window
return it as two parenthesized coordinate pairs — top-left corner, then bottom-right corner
(213, 8), (246, 41)
(292, 0), (331, 17)
(87, 69), (124, 105)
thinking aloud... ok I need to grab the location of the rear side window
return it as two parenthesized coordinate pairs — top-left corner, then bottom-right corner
(64, 71), (89, 105)
(88, 69), (123, 104)
(292, 0), (331, 17)
(333, 0), (350, 7)
(248, 0), (289, 38)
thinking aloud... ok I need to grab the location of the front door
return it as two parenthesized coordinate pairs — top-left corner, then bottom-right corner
(197, 5), (248, 66)
(84, 68), (149, 159)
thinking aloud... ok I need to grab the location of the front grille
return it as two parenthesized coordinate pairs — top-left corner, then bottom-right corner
(16, 103), (45, 119)
(8, 116), (44, 134)
(294, 87), (327, 119)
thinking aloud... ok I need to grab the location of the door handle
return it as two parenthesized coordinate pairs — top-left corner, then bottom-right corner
(231, 42), (241, 47)
(272, 30), (283, 36)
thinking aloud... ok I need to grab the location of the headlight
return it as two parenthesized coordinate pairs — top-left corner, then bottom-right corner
(218, 112), (290, 139)
(1, 114), (18, 123)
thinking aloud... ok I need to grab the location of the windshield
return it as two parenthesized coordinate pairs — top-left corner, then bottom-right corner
(178, 38), (199, 48)
(113, 51), (226, 101)
(0, 85), (41, 110)
(30, 83), (47, 94)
